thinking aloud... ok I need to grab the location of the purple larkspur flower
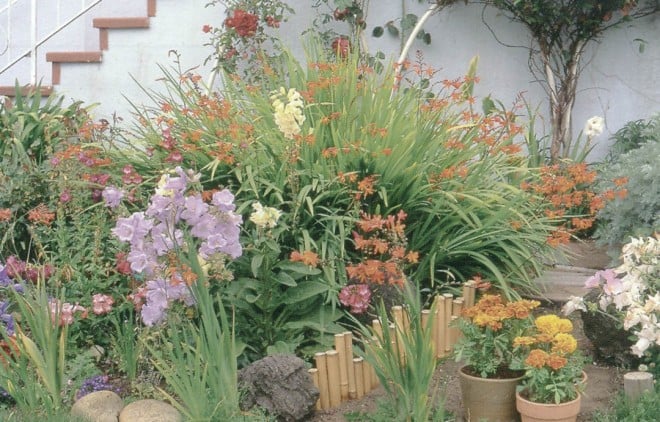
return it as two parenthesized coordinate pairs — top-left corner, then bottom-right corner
(181, 195), (209, 226)
(112, 212), (153, 246)
(0, 301), (14, 335)
(150, 222), (184, 256)
(127, 245), (158, 276)
(212, 189), (236, 212)
(102, 186), (125, 209)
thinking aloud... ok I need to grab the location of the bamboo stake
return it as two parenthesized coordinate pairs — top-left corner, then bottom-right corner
(308, 368), (321, 410)
(353, 357), (365, 399)
(443, 293), (453, 354)
(450, 315), (460, 348)
(343, 331), (357, 400)
(392, 306), (406, 363)
(334, 333), (349, 401)
(462, 280), (477, 309)
(326, 350), (341, 408)
(362, 357), (373, 394)
(436, 295), (447, 357)
(431, 295), (442, 357)
(314, 352), (330, 410)
(372, 319), (383, 343)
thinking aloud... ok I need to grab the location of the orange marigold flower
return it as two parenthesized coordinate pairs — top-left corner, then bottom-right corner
(546, 353), (568, 370)
(525, 349), (549, 368)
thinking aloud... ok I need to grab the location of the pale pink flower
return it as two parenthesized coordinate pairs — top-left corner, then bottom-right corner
(92, 294), (114, 315)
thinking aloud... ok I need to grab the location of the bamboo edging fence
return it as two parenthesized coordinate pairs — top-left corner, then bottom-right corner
(309, 280), (478, 410)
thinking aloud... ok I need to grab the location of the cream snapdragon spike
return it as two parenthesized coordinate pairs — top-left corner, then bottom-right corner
(112, 167), (243, 326)
(563, 236), (659, 357)
(271, 87), (305, 139)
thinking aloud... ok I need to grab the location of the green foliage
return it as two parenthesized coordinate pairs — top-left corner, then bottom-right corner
(593, 382), (660, 422)
(145, 253), (241, 421)
(0, 87), (90, 259)
(607, 113), (660, 161)
(110, 310), (141, 382)
(354, 282), (442, 421)
(0, 83), (87, 165)
(594, 140), (660, 247)
(225, 217), (345, 364)
(0, 285), (68, 413)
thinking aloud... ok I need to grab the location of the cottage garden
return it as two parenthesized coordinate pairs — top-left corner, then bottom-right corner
(0, 1), (658, 421)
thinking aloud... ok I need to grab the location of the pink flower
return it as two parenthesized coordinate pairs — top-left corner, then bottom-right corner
(339, 284), (371, 314)
(49, 299), (88, 326)
(59, 190), (72, 204)
(585, 269), (622, 294)
(92, 294), (114, 315)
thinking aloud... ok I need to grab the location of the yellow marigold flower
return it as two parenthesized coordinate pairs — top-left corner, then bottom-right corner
(551, 333), (577, 354)
(546, 353), (568, 370)
(535, 314), (562, 336)
(557, 318), (573, 333)
(525, 349), (549, 368)
(513, 336), (537, 347)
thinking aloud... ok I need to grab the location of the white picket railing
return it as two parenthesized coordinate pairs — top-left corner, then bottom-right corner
(0, 0), (102, 85)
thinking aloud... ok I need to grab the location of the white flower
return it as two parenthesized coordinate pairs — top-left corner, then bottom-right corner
(583, 116), (604, 138)
(631, 337), (651, 357)
(562, 296), (587, 315)
(249, 202), (282, 229)
(271, 87), (305, 139)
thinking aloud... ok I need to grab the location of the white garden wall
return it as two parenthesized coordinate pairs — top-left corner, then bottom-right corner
(1, 0), (658, 160)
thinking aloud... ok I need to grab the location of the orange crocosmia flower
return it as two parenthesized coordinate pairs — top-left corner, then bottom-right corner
(322, 147), (338, 158)
(28, 204), (55, 226)
(405, 251), (419, 264)
(613, 177), (628, 187)
(616, 189), (628, 200)
(546, 353), (568, 370)
(290, 250), (320, 267)
(371, 239), (389, 255)
(390, 246), (405, 259)
(0, 208), (11, 222)
(525, 349), (549, 368)
(381, 148), (392, 156)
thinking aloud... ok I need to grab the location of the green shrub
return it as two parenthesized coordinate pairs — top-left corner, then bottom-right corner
(607, 113), (660, 161)
(594, 140), (660, 247)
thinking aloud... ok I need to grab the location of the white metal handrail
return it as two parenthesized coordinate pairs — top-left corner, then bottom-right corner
(0, 0), (102, 85)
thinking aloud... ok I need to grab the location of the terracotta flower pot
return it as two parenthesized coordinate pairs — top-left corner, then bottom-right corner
(515, 371), (586, 422)
(515, 391), (581, 422)
(459, 365), (525, 422)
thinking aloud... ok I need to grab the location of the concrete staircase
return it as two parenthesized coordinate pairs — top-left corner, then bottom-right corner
(0, 0), (156, 98)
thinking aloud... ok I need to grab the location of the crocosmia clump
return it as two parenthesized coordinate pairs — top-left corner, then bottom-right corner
(112, 167), (243, 325)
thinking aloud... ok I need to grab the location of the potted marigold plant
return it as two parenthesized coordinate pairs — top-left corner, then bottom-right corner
(453, 294), (540, 421)
(512, 314), (587, 422)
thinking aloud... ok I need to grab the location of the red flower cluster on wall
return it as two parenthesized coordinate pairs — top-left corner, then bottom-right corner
(224, 9), (259, 38)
